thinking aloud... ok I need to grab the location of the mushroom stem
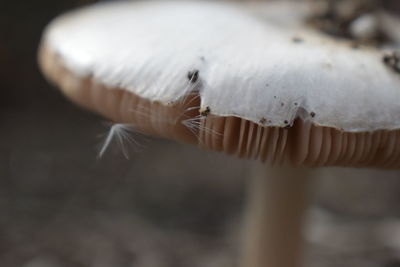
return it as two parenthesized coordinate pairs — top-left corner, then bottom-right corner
(241, 165), (312, 267)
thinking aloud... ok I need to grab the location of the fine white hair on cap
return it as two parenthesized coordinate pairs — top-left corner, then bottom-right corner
(42, 1), (400, 133)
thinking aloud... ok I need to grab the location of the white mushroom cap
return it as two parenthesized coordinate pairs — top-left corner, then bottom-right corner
(39, 1), (400, 167)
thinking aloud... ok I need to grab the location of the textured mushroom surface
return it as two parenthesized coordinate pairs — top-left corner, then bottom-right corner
(39, 1), (400, 167)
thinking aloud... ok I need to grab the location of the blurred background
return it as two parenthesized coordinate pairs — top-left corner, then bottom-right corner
(1, 0), (400, 266)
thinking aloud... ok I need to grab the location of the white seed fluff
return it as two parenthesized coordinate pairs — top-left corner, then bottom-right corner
(98, 123), (147, 159)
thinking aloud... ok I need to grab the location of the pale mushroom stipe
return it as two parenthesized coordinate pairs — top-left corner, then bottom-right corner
(38, 1), (400, 267)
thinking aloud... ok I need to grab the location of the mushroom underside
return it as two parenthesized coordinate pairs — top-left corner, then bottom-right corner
(40, 45), (400, 169)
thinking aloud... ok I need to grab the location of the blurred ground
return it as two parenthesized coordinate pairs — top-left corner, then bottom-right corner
(1, 0), (400, 266)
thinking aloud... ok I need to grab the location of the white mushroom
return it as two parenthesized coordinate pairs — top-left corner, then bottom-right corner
(38, 1), (400, 267)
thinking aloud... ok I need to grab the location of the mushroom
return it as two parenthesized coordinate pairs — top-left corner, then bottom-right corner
(38, 1), (400, 267)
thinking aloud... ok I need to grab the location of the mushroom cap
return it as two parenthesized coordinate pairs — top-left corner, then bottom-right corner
(39, 1), (400, 168)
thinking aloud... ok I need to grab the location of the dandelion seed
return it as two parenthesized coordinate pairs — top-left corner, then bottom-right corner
(98, 123), (148, 159)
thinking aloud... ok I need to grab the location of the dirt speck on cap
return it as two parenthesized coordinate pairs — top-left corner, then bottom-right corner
(187, 70), (199, 83)
(383, 52), (400, 74)
(200, 106), (211, 116)
(292, 37), (304, 43)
